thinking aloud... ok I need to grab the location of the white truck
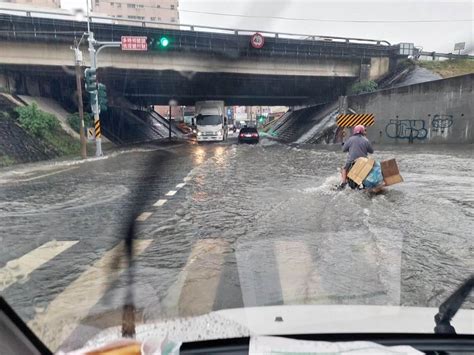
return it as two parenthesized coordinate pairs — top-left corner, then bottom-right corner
(193, 101), (228, 142)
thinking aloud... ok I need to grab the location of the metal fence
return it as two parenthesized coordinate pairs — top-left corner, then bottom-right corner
(0, 5), (391, 47)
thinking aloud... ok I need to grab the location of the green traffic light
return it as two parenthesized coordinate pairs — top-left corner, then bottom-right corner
(160, 37), (169, 47)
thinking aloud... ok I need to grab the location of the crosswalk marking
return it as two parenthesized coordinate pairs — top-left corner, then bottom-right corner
(274, 241), (323, 304)
(0, 240), (78, 292)
(17, 237), (398, 351)
(165, 190), (177, 196)
(236, 240), (284, 307)
(176, 183), (186, 189)
(136, 212), (152, 221)
(153, 199), (167, 207)
(162, 238), (398, 318)
(163, 239), (228, 317)
(28, 239), (152, 351)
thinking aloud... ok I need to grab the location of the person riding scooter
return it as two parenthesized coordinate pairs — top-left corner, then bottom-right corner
(338, 125), (374, 189)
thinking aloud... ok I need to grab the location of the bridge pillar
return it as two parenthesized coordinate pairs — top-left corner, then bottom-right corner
(359, 59), (371, 81)
(359, 57), (391, 81)
(369, 57), (390, 81)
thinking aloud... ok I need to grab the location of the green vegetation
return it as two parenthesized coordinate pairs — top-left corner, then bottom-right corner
(418, 59), (474, 78)
(0, 154), (15, 167)
(348, 80), (378, 95)
(44, 129), (80, 156)
(15, 102), (59, 138)
(15, 102), (79, 156)
(67, 112), (93, 133)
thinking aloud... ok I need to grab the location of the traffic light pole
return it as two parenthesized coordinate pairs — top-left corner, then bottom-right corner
(88, 32), (102, 157)
(87, 31), (121, 157)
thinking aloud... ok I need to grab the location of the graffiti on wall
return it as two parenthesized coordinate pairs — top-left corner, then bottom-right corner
(385, 114), (457, 141)
(385, 119), (428, 140)
(431, 114), (454, 132)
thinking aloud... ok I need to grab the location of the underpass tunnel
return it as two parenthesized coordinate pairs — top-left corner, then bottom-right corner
(101, 68), (356, 107)
(0, 63), (361, 145)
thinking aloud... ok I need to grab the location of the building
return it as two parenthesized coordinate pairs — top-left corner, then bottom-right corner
(92, 0), (179, 25)
(0, 0), (60, 8)
(232, 106), (289, 122)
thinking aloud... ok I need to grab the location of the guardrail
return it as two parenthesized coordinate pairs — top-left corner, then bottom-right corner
(0, 6), (391, 46)
(416, 51), (474, 60)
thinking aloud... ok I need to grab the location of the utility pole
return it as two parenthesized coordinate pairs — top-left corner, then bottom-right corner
(88, 31), (103, 157)
(84, 2), (122, 155)
(85, 36), (121, 157)
(85, 1), (103, 156)
(74, 41), (87, 159)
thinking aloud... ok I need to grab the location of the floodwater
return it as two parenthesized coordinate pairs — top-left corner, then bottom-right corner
(0, 140), (473, 350)
(149, 142), (473, 310)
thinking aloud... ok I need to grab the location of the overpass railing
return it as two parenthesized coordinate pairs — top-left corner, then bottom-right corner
(0, 5), (391, 46)
(416, 51), (474, 60)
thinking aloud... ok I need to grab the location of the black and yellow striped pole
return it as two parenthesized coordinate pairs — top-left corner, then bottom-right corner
(93, 92), (103, 157)
(94, 118), (101, 140)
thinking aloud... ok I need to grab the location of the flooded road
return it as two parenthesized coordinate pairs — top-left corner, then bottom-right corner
(0, 137), (473, 350)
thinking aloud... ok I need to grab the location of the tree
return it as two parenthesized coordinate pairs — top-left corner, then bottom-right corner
(67, 112), (93, 133)
(348, 80), (378, 95)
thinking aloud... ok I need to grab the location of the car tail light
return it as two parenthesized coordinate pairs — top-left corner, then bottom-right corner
(251, 133), (258, 138)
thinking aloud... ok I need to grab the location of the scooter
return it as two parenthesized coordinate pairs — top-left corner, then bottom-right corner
(336, 160), (387, 194)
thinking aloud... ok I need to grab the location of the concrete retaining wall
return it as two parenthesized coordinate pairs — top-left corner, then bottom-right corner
(348, 73), (474, 144)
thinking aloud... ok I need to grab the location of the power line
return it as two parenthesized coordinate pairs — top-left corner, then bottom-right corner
(100, 1), (472, 23)
(179, 9), (473, 23)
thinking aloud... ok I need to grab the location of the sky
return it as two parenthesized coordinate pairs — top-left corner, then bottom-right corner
(60, 0), (473, 53)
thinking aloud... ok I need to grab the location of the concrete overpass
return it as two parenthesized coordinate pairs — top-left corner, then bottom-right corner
(0, 8), (411, 106)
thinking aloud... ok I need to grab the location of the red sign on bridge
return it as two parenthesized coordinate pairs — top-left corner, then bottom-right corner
(121, 36), (148, 51)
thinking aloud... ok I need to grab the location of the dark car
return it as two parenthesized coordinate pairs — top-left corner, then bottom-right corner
(238, 127), (259, 144)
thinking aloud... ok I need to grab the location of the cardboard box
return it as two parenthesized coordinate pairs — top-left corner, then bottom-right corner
(347, 157), (375, 185)
(381, 159), (404, 186)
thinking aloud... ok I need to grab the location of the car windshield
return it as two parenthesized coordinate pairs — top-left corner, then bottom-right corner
(0, 0), (473, 353)
(196, 115), (222, 125)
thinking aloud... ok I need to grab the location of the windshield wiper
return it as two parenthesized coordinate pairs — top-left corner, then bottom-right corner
(434, 275), (474, 334)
